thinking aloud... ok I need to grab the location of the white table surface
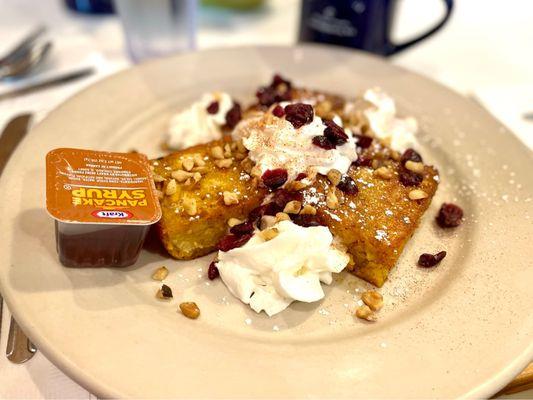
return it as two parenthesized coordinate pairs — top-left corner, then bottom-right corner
(0, 0), (531, 398)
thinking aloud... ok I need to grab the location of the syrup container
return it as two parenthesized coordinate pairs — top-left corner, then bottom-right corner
(46, 148), (161, 267)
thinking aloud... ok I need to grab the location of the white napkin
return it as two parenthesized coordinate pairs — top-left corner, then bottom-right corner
(0, 27), (128, 133)
(0, 305), (95, 399)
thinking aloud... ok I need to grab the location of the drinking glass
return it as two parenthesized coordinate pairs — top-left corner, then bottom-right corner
(115, 0), (197, 63)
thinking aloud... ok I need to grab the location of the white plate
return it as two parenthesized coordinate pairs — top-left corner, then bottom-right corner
(0, 46), (532, 398)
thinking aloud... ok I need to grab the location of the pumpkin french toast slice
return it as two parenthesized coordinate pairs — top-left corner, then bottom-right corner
(152, 139), (266, 260)
(300, 147), (438, 287)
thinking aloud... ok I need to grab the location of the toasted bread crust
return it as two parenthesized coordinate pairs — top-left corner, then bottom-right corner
(304, 162), (438, 287)
(152, 140), (266, 259)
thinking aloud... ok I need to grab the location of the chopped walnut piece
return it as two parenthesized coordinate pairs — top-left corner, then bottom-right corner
(240, 157), (254, 174)
(210, 146), (224, 159)
(327, 169), (342, 186)
(153, 174), (165, 183)
(179, 302), (200, 319)
(165, 179), (177, 196)
(193, 154), (206, 167)
(355, 305), (376, 321)
(405, 160), (424, 174)
(374, 166), (393, 180)
(152, 266), (169, 281)
(227, 217), (244, 227)
(192, 172), (202, 182)
(307, 167), (318, 181)
(223, 191), (239, 205)
(155, 189), (164, 200)
(300, 204), (317, 215)
(286, 180), (308, 191)
(260, 215), (277, 230)
(183, 198), (197, 216)
(259, 227), (279, 241)
(361, 291), (383, 311)
(182, 158), (195, 171)
(275, 212), (291, 222)
(283, 200), (302, 214)
(408, 189), (428, 200)
(224, 143), (232, 158)
(236, 140), (247, 153)
(326, 187), (339, 209)
(215, 159), (233, 168)
(171, 170), (193, 182)
(250, 165), (262, 178)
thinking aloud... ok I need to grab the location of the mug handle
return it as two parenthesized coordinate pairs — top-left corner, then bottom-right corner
(386, 0), (454, 55)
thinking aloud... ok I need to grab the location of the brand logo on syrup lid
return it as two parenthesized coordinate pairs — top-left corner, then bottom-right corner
(91, 210), (133, 219)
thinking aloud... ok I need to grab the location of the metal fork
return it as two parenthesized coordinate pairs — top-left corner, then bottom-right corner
(6, 316), (37, 363)
(0, 25), (46, 66)
(0, 292), (36, 363)
(0, 294), (3, 341)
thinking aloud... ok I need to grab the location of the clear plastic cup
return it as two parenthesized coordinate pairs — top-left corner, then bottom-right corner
(115, 0), (197, 63)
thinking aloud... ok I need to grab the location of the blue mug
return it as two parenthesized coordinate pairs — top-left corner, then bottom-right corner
(299, 0), (454, 56)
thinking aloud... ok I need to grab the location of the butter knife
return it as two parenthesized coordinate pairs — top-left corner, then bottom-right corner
(0, 113), (37, 363)
(0, 114), (32, 174)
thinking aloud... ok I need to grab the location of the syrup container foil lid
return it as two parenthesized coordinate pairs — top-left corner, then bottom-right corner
(46, 148), (162, 225)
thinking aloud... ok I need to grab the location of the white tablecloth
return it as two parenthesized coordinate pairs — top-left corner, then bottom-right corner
(0, 0), (531, 398)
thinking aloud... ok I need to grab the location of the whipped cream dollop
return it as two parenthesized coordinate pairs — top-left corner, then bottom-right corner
(167, 92), (234, 149)
(217, 220), (349, 316)
(362, 88), (418, 152)
(232, 108), (358, 180)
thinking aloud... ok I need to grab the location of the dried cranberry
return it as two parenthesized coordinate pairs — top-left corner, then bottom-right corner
(278, 90), (292, 102)
(271, 74), (292, 89)
(271, 189), (303, 209)
(284, 103), (314, 129)
(323, 119), (348, 146)
(353, 155), (372, 167)
(161, 284), (173, 298)
(312, 135), (335, 150)
(355, 134), (373, 149)
(217, 233), (253, 252)
(256, 87), (277, 106)
(230, 221), (254, 236)
(337, 176), (358, 195)
(399, 169), (423, 187)
(248, 203), (282, 223)
(255, 75), (292, 107)
(436, 203), (463, 228)
(291, 214), (324, 227)
(418, 251), (447, 268)
(225, 102), (242, 129)
(400, 148), (423, 166)
(206, 101), (219, 114)
(207, 261), (220, 280)
(272, 104), (285, 117)
(262, 168), (288, 189)
(295, 172), (307, 181)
